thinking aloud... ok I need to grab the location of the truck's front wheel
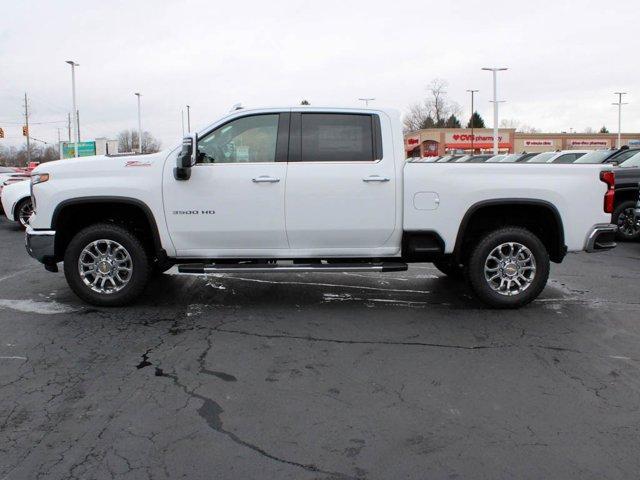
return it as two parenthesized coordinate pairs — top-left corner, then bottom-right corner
(63, 223), (150, 306)
(466, 227), (550, 309)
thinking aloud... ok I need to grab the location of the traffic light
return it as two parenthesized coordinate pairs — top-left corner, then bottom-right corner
(22, 126), (29, 137)
(0, 127), (4, 138)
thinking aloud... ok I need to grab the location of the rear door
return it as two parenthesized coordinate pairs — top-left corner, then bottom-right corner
(284, 112), (396, 249)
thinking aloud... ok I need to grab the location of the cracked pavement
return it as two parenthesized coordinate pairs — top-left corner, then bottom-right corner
(1, 218), (640, 479)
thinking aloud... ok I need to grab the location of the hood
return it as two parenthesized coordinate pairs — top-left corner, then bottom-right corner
(33, 151), (169, 177)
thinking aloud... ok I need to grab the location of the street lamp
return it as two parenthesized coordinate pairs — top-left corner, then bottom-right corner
(134, 93), (142, 154)
(612, 92), (628, 149)
(186, 105), (191, 132)
(467, 89), (479, 153)
(482, 67), (508, 155)
(358, 97), (375, 107)
(65, 60), (80, 157)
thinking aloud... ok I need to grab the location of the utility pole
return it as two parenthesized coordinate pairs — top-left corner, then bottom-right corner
(358, 97), (375, 107)
(467, 89), (479, 153)
(66, 60), (80, 157)
(135, 92), (142, 153)
(57, 128), (63, 159)
(67, 112), (71, 141)
(186, 105), (191, 132)
(482, 67), (508, 155)
(23, 93), (31, 164)
(181, 110), (185, 136)
(612, 92), (628, 149)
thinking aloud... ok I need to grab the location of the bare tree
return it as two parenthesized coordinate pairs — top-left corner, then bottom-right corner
(117, 129), (161, 154)
(0, 144), (59, 167)
(500, 118), (540, 134)
(403, 79), (461, 131)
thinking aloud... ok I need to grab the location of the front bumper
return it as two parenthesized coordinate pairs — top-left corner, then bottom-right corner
(585, 223), (617, 253)
(25, 226), (56, 264)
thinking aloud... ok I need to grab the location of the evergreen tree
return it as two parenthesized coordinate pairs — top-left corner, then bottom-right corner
(467, 112), (486, 128)
(599, 126), (609, 133)
(419, 115), (436, 129)
(445, 114), (462, 128)
(300, 99), (310, 105)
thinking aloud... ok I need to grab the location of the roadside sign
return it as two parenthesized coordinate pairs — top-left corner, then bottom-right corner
(62, 141), (96, 158)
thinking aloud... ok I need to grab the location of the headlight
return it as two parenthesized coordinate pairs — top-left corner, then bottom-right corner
(31, 173), (49, 185)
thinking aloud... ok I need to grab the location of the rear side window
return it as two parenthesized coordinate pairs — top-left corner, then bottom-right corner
(553, 153), (577, 164)
(300, 114), (379, 162)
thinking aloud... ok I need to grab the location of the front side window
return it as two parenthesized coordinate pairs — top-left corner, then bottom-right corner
(301, 114), (375, 162)
(620, 152), (640, 167)
(197, 114), (279, 164)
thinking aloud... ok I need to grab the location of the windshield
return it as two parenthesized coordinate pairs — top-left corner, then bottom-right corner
(486, 155), (505, 162)
(619, 152), (640, 167)
(574, 150), (613, 164)
(527, 152), (556, 163)
(454, 155), (472, 162)
(499, 154), (523, 162)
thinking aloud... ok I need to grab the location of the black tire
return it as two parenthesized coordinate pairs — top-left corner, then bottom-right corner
(613, 200), (640, 241)
(432, 258), (463, 279)
(15, 197), (33, 229)
(466, 227), (550, 309)
(63, 223), (150, 306)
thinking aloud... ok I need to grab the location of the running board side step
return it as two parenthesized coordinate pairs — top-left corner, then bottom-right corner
(178, 262), (408, 274)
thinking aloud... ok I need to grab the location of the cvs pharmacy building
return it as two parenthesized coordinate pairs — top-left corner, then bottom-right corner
(406, 128), (640, 157)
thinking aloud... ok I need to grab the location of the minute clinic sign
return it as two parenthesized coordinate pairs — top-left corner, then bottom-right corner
(444, 132), (511, 150)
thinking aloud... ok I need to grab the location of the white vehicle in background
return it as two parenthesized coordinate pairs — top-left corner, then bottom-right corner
(486, 154), (506, 163)
(24, 106), (617, 309)
(527, 150), (591, 164)
(1, 179), (33, 228)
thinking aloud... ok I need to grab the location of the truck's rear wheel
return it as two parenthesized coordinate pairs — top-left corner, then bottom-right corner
(613, 201), (640, 241)
(64, 223), (150, 306)
(466, 227), (550, 308)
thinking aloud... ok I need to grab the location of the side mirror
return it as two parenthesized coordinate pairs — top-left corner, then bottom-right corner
(174, 134), (197, 180)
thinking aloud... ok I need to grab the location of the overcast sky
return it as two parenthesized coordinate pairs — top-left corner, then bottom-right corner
(1, 0), (639, 149)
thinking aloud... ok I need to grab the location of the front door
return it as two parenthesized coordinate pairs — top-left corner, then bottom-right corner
(163, 112), (290, 257)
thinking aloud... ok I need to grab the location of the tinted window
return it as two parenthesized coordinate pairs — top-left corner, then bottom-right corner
(619, 152), (640, 167)
(553, 154), (577, 164)
(197, 114), (279, 164)
(610, 149), (640, 163)
(301, 114), (374, 162)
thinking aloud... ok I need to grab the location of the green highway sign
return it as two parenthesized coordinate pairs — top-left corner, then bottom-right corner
(62, 141), (96, 159)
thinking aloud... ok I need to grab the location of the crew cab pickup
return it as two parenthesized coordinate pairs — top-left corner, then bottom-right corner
(25, 107), (617, 308)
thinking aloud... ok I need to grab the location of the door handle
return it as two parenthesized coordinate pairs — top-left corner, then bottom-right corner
(363, 175), (390, 183)
(252, 176), (280, 183)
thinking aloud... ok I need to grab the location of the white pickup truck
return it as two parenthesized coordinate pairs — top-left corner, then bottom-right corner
(25, 107), (617, 308)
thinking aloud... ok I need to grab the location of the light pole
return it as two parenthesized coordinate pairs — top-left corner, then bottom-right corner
(482, 67), (508, 155)
(186, 105), (191, 132)
(612, 92), (627, 149)
(358, 97), (375, 107)
(134, 93), (142, 154)
(467, 89), (478, 153)
(65, 60), (80, 158)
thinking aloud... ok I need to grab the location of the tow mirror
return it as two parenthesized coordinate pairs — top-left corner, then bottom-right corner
(174, 133), (197, 180)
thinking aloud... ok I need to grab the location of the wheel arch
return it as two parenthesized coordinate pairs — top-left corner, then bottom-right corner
(51, 196), (164, 261)
(12, 195), (32, 221)
(453, 199), (567, 264)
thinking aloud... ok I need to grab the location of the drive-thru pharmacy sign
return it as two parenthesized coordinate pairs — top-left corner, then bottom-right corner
(568, 139), (609, 148)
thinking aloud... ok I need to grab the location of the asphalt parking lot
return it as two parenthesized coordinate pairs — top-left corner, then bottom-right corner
(1, 218), (640, 480)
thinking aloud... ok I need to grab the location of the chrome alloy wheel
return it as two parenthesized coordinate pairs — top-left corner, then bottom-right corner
(484, 242), (536, 296)
(617, 207), (640, 237)
(78, 239), (133, 294)
(18, 200), (33, 228)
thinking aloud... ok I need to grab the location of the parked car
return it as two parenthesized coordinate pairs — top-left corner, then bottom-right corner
(634, 188), (640, 226)
(437, 155), (463, 162)
(527, 150), (590, 163)
(606, 148), (640, 165)
(574, 149), (620, 164)
(486, 155), (506, 163)
(0, 166), (24, 185)
(467, 154), (494, 163)
(25, 107), (616, 309)
(0, 179), (32, 228)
